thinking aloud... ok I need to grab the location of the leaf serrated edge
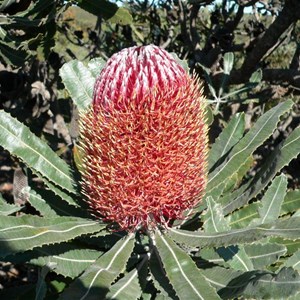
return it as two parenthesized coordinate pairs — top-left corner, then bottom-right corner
(0, 111), (77, 195)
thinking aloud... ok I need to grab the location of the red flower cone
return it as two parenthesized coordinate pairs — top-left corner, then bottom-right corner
(80, 45), (208, 231)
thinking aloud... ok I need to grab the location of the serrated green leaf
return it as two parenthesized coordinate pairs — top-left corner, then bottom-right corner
(87, 57), (106, 78)
(202, 266), (300, 299)
(244, 243), (287, 269)
(204, 182), (227, 204)
(227, 202), (260, 229)
(150, 249), (178, 300)
(81, 231), (124, 250)
(236, 155), (254, 182)
(283, 249), (300, 271)
(207, 100), (293, 192)
(203, 197), (253, 271)
(169, 216), (300, 248)
(208, 113), (245, 171)
(177, 182), (225, 228)
(221, 173), (238, 194)
(0, 110), (76, 195)
(201, 266), (253, 298)
(30, 246), (101, 279)
(281, 190), (300, 215)
(242, 267), (300, 299)
(59, 234), (135, 299)
(197, 248), (228, 267)
(219, 53), (234, 97)
(0, 193), (23, 215)
(38, 177), (80, 208)
(270, 238), (300, 256)
(60, 60), (94, 111)
(216, 245), (253, 271)
(203, 196), (230, 233)
(221, 125), (300, 215)
(0, 215), (102, 257)
(29, 185), (86, 217)
(252, 174), (287, 225)
(106, 267), (142, 300)
(5, 242), (102, 279)
(155, 231), (220, 300)
(25, 187), (57, 217)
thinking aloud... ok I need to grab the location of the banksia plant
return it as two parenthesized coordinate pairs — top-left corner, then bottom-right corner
(1, 47), (300, 299)
(79, 45), (208, 231)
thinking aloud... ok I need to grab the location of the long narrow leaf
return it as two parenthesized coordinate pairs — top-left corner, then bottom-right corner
(244, 243), (286, 269)
(201, 266), (263, 299)
(202, 267), (300, 299)
(203, 197), (253, 271)
(227, 202), (260, 229)
(155, 231), (220, 300)
(0, 193), (23, 215)
(106, 267), (142, 300)
(30, 247), (101, 279)
(169, 216), (300, 248)
(25, 187), (57, 217)
(0, 111), (76, 194)
(38, 176), (80, 207)
(283, 249), (300, 271)
(281, 190), (300, 215)
(208, 113), (245, 171)
(242, 267), (300, 299)
(29, 187), (86, 217)
(253, 174), (287, 224)
(0, 215), (102, 257)
(270, 238), (300, 256)
(150, 248), (178, 299)
(207, 100), (293, 192)
(5, 242), (102, 279)
(222, 125), (300, 214)
(59, 234), (135, 300)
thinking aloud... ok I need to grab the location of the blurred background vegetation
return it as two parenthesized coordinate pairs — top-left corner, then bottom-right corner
(0, 0), (300, 290)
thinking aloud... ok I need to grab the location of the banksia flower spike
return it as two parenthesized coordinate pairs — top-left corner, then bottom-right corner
(80, 45), (208, 231)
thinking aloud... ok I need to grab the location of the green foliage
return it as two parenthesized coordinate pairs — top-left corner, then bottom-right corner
(208, 113), (245, 171)
(0, 0), (59, 66)
(0, 192), (23, 215)
(0, 0), (132, 66)
(155, 231), (220, 299)
(59, 235), (135, 299)
(0, 0), (300, 298)
(207, 100), (293, 193)
(0, 110), (77, 196)
(0, 215), (102, 257)
(1, 56), (300, 299)
(59, 58), (105, 111)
